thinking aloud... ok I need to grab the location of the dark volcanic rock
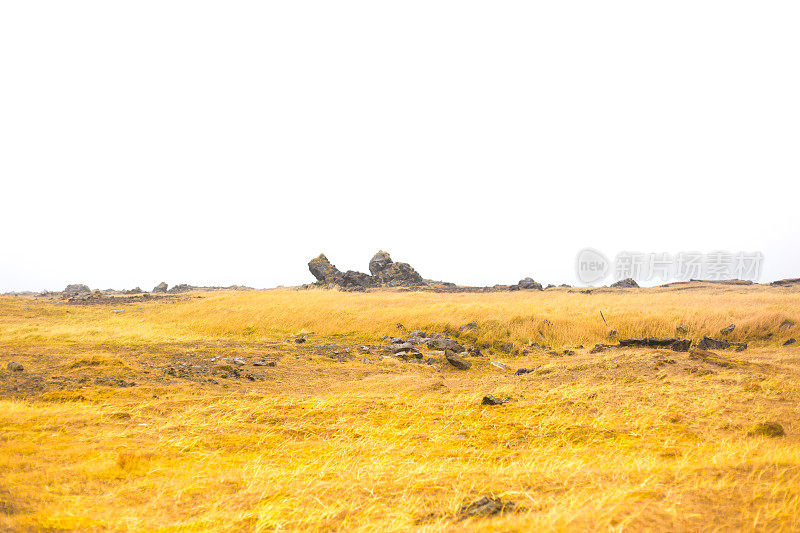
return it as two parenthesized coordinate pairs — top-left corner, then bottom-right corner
(341, 270), (377, 289)
(783, 338), (796, 346)
(445, 349), (471, 370)
(518, 277), (543, 290)
(368, 250), (394, 276)
(308, 254), (343, 284)
(611, 278), (639, 288)
(368, 251), (423, 286)
(481, 395), (506, 405)
(153, 282), (168, 293)
(458, 496), (514, 519)
(619, 337), (679, 348)
(168, 284), (195, 293)
(672, 339), (692, 352)
(427, 337), (465, 353)
(697, 336), (747, 351)
(720, 324), (735, 335)
(7, 362), (23, 372)
(63, 284), (91, 299)
(590, 343), (614, 354)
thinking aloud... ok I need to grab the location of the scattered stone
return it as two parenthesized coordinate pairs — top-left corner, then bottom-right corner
(427, 337), (465, 353)
(590, 343), (614, 354)
(230, 358), (247, 366)
(784, 338), (796, 346)
(676, 325), (689, 336)
(747, 422), (785, 438)
(779, 320), (795, 331)
(459, 322), (478, 333)
(697, 336), (747, 351)
(490, 361), (511, 371)
(358, 345), (371, 354)
(7, 362), (23, 372)
(444, 349), (471, 370)
(517, 277), (543, 290)
(390, 342), (415, 354)
(563, 349), (575, 356)
(771, 278), (800, 287)
(607, 329), (618, 339)
(671, 339), (692, 352)
(481, 395), (506, 405)
(515, 367), (537, 375)
(458, 496), (515, 520)
(294, 337), (307, 344)
(410, 330), (427, 338)
(501, 342), (515, 353)
(611, 278), (639, 288)
(720, 324), (735, 335)
(153, 282), (168, 293)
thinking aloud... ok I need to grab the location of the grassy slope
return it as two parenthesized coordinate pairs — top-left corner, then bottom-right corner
(1, 285), (799, 531)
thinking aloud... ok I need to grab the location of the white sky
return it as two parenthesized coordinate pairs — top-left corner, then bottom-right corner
(1, 2), (799, 292)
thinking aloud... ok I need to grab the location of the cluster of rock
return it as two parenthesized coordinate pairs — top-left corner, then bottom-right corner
(307, 250), (553, 292)
(56, 282), (254, 301)
(308, 251), (424, 290)
(382, 329), (482, 369)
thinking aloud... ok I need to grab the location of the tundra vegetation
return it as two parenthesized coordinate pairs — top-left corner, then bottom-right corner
(1, 282), (800, 531)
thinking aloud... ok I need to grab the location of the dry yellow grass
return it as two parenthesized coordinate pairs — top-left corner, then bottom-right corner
(1, 284), (800, 531)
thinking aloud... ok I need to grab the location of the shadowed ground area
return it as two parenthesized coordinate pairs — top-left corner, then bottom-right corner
(1, 284), (800, 531)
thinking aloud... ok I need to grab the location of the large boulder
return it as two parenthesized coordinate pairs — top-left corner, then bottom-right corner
(518, 277), (543, 290)
(368, 251), (423, 286)
(153, 282), (168, 293)
(308, 254), (343, 284)
(369, 251), (394, 276)
(63, 284), (91, 299)
(611, 278), (639, 288)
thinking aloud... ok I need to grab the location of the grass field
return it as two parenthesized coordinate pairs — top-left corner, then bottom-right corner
(1, 284), (800, 531)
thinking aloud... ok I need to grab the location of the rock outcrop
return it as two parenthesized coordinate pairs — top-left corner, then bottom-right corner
(517, 277), (543, 290)
(308, 254), (343, 285)
(611, 278), (639, 288)
(62, 284), (91, 299)
(308, 251), (423, 289)
(368, 251), (423, 286)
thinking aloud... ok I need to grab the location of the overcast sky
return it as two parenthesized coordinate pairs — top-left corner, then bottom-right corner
(1, 2), (799, 292)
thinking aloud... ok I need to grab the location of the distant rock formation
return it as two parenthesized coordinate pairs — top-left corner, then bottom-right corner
(62, 284), (91, 300)
(308, 251), (423, 290)
(368, 250), (423, 286)
(517, 277), (543, 290)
